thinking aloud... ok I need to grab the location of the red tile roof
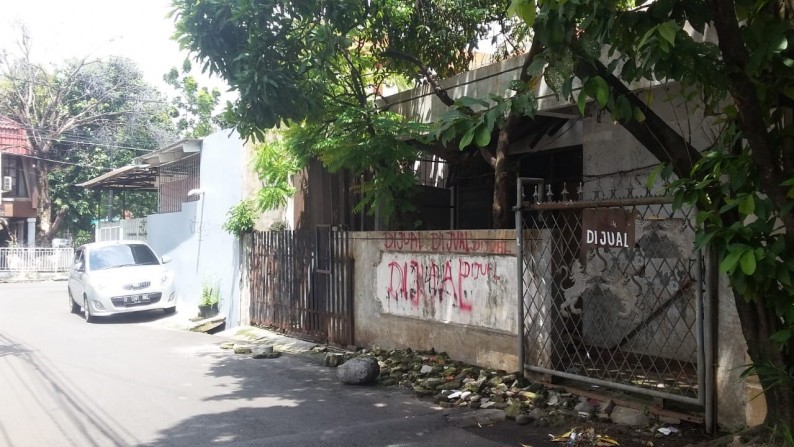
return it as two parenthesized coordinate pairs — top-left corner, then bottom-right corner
(0, 116), (32, 155)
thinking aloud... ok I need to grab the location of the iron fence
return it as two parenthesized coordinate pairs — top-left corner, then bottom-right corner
(95, 218), (148, 242)
(515, 177), (712, 415)
(0, 247), (74, 272)
(248, 226), (354, 346)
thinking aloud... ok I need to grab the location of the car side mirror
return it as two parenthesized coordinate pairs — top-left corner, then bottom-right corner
(161, 255), (172, 264)
(75, 261), (84, 272)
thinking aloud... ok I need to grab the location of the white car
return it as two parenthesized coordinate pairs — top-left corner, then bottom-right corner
(68, 241), (176, 322)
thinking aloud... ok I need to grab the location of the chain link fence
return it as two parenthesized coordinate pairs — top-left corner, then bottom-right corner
(516, 178), (708, 407)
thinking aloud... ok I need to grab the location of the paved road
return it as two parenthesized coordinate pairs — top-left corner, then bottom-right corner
(0, 281), (516, 447)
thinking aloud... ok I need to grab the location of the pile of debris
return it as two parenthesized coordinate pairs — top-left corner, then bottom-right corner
(330, 347), (683, 431)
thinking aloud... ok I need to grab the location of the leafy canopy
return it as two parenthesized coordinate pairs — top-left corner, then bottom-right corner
(171, 0), (521, 221)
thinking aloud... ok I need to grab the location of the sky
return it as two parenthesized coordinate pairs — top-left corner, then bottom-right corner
(0, 0), (228, 95)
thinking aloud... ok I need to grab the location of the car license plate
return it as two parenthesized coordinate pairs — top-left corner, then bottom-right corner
(127, 294), (150, 304)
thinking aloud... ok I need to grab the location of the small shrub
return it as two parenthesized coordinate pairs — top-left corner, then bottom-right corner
(200, 282), (220, 306)
(269, 220), (289, 231)
(222, 200), (257, 237)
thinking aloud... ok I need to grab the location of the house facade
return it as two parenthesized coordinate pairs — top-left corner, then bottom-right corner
(254, 52), (761, 430)
(0, 115), (38, 247)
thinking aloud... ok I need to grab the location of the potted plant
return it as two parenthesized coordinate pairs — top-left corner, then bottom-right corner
(198, 283), (220, 318)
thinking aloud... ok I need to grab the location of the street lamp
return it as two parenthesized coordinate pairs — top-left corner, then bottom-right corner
(188, 188), (206, 271)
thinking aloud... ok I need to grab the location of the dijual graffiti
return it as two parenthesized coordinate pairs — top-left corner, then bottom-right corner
(384, 257), (502, 312)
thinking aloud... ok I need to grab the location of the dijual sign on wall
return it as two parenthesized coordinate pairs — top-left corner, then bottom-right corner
(375, 231), (517, 334)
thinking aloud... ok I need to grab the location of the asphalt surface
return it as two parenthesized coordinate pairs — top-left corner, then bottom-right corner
(0, 281), (523, 447)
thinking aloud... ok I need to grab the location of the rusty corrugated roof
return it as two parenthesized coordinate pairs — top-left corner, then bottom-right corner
(0, 116), (32, 155)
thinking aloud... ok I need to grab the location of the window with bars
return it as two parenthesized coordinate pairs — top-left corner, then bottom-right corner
(157, 154), (200, 213)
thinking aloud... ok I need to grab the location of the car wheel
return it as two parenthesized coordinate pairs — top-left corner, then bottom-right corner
(163, 307), (176, 316)
(68, 289), (80, 314)
(83, 296), (95, 323)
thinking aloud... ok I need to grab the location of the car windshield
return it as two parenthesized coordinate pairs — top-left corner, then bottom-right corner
(88, 244), (160, 271)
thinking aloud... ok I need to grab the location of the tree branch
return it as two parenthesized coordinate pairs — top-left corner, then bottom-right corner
(573, 57), (702, 177)
(708, 0), (794, 236)
(380, 49), (456, 107)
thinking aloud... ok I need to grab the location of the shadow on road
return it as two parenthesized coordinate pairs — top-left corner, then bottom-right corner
(140, 348), (494, 447)
(68, 309), (176, 325)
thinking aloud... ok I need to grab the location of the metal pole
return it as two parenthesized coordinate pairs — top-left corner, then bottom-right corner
(515, 180), (525, 374)
(704, 246), (718, 433)
(514, 177), (545, 375)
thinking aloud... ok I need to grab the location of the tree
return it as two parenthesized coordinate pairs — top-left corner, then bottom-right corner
(171, 0), (519, 222)
(0, 32), (177, 241)
(164, 60), (227, 138)
(485, 0), (793, 431)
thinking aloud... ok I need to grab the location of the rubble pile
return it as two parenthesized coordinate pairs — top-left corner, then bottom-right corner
(344, 347), (682, 431)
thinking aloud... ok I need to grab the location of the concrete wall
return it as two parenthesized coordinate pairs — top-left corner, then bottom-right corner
(352, 230), (520, 372)
(147, 129), (245, 327)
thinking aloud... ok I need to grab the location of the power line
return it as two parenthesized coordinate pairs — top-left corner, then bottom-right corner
(3, 152), (104, 169)
(0, 129), (160, 153)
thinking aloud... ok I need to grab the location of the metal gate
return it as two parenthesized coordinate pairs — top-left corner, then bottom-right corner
(249, 225), (354, 346)
(515, 178), (713, 422)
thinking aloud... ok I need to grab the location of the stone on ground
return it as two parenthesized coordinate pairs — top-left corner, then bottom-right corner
(325, 352), (345, 367)
(338, 356), (380, 385)
(609, 406), (650, 426)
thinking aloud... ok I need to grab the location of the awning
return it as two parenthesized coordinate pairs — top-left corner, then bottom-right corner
(77, 138), (204, 191)
(76, 164), (157, 191)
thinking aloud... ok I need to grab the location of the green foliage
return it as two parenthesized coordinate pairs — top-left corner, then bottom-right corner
(221, 200), (257, 237)
(171, 0), (511, 133)
(429, 85), (537, 150)
(1, 47), (177, 239)
(164, 60), (226, 138)
(508, 0), (794, 420)
(252, 136), (299, 211)
(200, 281), (220, 306)
(170, 0), (522, 223)
(286, 109), (427, 220)
(655, 145), (794, 347)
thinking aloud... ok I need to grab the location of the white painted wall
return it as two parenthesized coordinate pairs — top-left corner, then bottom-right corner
(147, 129), (245, 327)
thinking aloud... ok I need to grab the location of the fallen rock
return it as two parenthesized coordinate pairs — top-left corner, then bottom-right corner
(610, 406), (650, 426)
(233, 344), (252, 354)
(219, 341), (235, 350)
(574, 400), (596, 415)
(325, 353), (345, 367)
(252, 345), (281, 359)
(338, 356), (380, 385)
(516, 414), (532, 425)
(504, 401), (523, 419)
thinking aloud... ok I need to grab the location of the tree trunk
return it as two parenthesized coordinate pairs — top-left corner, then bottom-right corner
(33, 163), (64, 243)
(707, 0), (794, 427)
(732, 291), (794, 427)
(492, 118), (515, 229)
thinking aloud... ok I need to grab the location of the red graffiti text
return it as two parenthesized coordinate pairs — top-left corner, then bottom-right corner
(385, 258), (502, 312)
